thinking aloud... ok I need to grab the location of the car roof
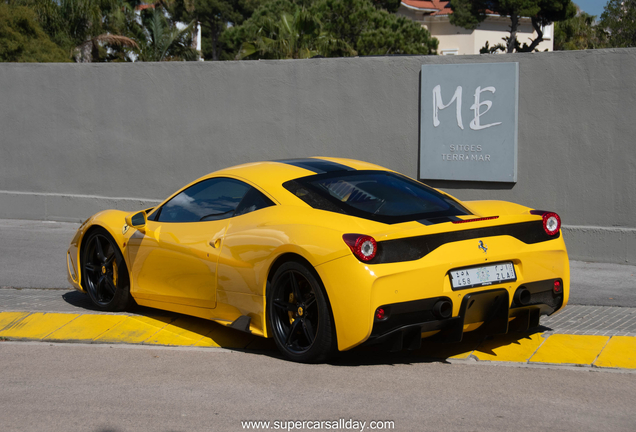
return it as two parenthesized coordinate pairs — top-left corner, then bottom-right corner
(214, 157), (390, 180)
(206, 157), (393, 205)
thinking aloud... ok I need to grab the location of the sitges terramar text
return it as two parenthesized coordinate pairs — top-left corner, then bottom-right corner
(442, 144), (491, 162)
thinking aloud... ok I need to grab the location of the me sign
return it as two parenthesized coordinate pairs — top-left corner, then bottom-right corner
(419, 63), (519, 183)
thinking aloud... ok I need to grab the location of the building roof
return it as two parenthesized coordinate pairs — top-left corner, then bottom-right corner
(400, 0), (452, 16)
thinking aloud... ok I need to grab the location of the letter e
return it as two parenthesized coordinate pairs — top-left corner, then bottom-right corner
(470, 86), (502, 131)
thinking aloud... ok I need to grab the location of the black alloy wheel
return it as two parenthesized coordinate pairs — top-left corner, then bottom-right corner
(269, 261), (335, 363)
(82, 228), (131, 311)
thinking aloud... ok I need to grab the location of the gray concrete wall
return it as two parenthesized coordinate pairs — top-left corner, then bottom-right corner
(1, 49), (635, 263)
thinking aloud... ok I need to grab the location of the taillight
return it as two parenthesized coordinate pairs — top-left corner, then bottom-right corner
(343, 234), (377, 262)
(530, 210), (561, 236)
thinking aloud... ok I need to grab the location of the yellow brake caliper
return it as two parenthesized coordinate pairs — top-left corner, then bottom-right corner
(288, 292), (295, 324)
(112, 261), (118, 287)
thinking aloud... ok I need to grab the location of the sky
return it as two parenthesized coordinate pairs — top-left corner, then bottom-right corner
(574, 0), (610, 18)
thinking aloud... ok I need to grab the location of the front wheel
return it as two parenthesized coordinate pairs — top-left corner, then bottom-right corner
(81, 228), (132, 311)
(268, 261), (336, 363)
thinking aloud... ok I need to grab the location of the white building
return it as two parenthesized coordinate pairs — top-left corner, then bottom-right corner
(397, 0), (553, 55)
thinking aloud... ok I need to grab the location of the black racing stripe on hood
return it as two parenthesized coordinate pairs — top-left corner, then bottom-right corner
(275, 158), (356, 174)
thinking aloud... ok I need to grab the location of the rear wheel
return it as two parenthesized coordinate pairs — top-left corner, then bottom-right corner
(269, 261), (336, 363)
(81, 228), (131, 311)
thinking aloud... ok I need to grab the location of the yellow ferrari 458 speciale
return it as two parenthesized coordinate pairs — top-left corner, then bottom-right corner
(67, 157), (569, 362)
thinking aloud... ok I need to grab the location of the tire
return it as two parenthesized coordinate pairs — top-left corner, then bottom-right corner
(81, 227), (132, 312)
(268, 261), (336, 363)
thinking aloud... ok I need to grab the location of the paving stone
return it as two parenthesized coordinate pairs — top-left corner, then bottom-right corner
(542, 305), (636, 337)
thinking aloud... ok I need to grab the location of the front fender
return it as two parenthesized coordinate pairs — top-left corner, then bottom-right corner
(67, 210), (133, 292)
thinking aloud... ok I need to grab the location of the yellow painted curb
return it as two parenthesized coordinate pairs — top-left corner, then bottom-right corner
(473, 332), (545, 363)
(594, 336), (636, 369)
(417, 334), (483, 360)
(1, 312), (636, 370)
(45, 314), (128, 342)
(0, 312), (79, 339)
(530, 334), (609, 365)
(244, 337), (277, 351)
(0, 311), (30, 331)
(143, 316), (216, 346)
(194, 324), (254, 349)
(96, 315), (174, 344)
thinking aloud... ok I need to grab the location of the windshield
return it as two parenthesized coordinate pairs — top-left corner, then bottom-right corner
(284, 170), (470, 224)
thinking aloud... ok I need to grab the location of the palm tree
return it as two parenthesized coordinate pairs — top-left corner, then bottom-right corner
(554, 11), (608, 50)
(14, 0), (139, 62)
(237, 8), (356, 60)
(132, 5), (199, 61)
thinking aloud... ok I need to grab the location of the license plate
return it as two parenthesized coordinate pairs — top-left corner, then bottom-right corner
(450, 262), (516, 290)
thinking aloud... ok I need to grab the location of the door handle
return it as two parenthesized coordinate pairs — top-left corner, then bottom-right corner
(209, 238), (222, 248)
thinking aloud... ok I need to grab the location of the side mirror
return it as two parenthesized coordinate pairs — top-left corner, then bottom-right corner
(125, 211), (147, 230)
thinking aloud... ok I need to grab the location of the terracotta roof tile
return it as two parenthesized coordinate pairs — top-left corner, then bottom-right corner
(430, 0), (453, 16)
(401, 0), (452, 15)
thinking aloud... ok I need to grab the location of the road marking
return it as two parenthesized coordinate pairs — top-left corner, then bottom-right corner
(530, 334), (609, 365)
(594, 336), (636, 369)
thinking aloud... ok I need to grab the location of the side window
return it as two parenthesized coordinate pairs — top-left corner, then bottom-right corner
(234, 188), (275, 216)
(157, 178), (251, 223)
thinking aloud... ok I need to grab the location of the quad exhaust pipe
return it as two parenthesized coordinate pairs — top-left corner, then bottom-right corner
(433, 300), (452, 319)
(514, 287), (531, 306)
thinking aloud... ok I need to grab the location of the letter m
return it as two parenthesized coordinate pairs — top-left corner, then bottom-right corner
(433, 85), (464, 130)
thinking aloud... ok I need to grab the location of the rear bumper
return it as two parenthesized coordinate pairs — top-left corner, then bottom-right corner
(316, 237), (570, 351)
(366, 279), (563, 351)
(316, 232), (569, 352)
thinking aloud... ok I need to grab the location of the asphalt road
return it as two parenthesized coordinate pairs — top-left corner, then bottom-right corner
(1, 341), (635, 432)
(1, 219), (635, 307)
(2, 218), (636, 432)
(0, 219), (79, 289)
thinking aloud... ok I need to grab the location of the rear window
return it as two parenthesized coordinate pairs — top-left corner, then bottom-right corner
(284, 170), (470, 224)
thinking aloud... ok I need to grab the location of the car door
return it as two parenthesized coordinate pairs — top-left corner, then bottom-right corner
(127, 177), (252, 309)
